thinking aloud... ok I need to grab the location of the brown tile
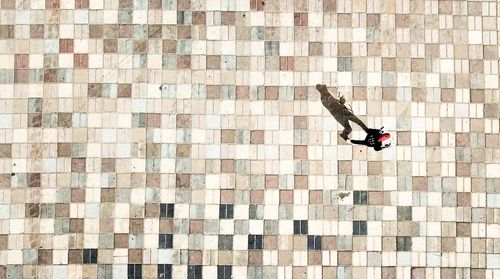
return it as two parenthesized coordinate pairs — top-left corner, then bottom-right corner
(265, 175), (278, 189)
(412, 177), (428, 191)
(294, 87), (308, 100)
(162, 40), (177, 53)
(456, 163), (471, 177)
(38, 249), (53, 265)
(470, 269), (485, 279)
(176, 144), (191, 158)
(69, 218), (84, 233)
(250, 190), (264, 203)
(28, 173), (41, 187)
(382, 87), (396, 100)
(129, 219), (143, 234)
(337, 42), (351, 56)
(176, 174), (190, 188)
(146, 174), (160, 188)
(265, 86), (278, 100)
(457, 193), (471, 206)
(0, 235), (7, 250)
(294, 145), (307, 159)
(147, 114), (161, 128)
(58, 113), (72, 127)
(118, 84), (131, 98)
(280, 190), (293, 204)
(338, 161), (352, 175)
(353, 87), (366, 100)
(0, 25), (15, 39)
(145, 203), (159, 218)
(308, 251), (322, 265)
(25, 203), (40, 218)
(114, 234), (129, 248)
(59, 39), (74, 53)
(455, 133), (469, 147)
(207, 85), (220, 99)
(101, 189), (115, 202)
(367, 14), (380, 27)
(441, 89), (455, 102)
(190, 219), (203, 234)
(128, 249), (142, 263)
(456, 222), (471, 237)
(89, 25), (103, 38)
(177, 55), (191, 68)
(221, 159), (234, 173)
(75, 0), (89, 9)
(337, 14), (351, 27)
(206, 55), (220, 69)
(294, 116), (308, 129)
(71, 188), (85, 202)
(397, 131), (410, 145)
(55, 203), (69, 217)
(74, 54), (88, 68)
(88, 83), (102, 98)
(68, 249), (82, 264)
(45, 0), (59, 9)
(368, 191), (383, 205)
(426, 132), (440, 146)
(192, 11), (206, 25)
(411, 267), (426, 279)
(103, 39), (117, 53)
(309, 190), (323, 204)
(189, 250), (202, 265)
(101, 158), (115, 172)
(250, 130), (264, 144)
(236, 86), (250, 100)
(248, 250), (262, 266)
(337, 251), (352, 265)
(441, 237), (456, 252)
(367, 161), (381, 175)
(176, 114), (191, 128)
(0, 144), (11, 158)
(396, 15), (410, 28)
(382, 267), (396, 279)
(294, 175), (308, 189)
(220, 190), (234, 203)
(221, 129), (235, 143)
(1, 0), (16, 8)
(309, 42), (323, 56)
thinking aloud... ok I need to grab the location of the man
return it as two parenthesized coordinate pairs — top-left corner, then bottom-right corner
(315, 84), (369, 140)
(348, 127), (392, 151)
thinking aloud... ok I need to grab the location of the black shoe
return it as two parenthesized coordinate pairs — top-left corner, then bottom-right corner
(339, 132), (349, 141)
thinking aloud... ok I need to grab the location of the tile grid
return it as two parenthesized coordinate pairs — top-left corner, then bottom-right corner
(0, 0), (499, 278)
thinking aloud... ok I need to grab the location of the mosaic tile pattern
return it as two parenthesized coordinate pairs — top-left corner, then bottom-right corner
(0, 0), (500, 278)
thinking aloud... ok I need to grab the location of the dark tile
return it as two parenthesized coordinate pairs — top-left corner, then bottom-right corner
(307, 235), (322, 250)
(83, 249), (98, 264)
(248, 235), (263, 250)
(293, 220), (308, 234)
(158, 264), (172, 279)
(127, 264), (142, 279)
(160, 203), (174, 218)
(219, 204), (234, 219)
(353, 191), (368, 205)
(353, 221), (367, 235)
(396, 236), (412, 251)
(188, 265), (202, 279)
(217, 265), (232, 279)
(218, 235), (233, 250)
(159, 234), (173, 249)
(397, 206), (412, 221)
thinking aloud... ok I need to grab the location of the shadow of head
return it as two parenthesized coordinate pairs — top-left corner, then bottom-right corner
(316, 84), (327, 91)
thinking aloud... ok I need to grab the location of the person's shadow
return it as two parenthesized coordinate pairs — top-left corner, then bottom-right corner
(315, 84), (391, 151)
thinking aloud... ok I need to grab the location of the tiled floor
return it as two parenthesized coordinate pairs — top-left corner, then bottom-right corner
(0, 0), (500, 278)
